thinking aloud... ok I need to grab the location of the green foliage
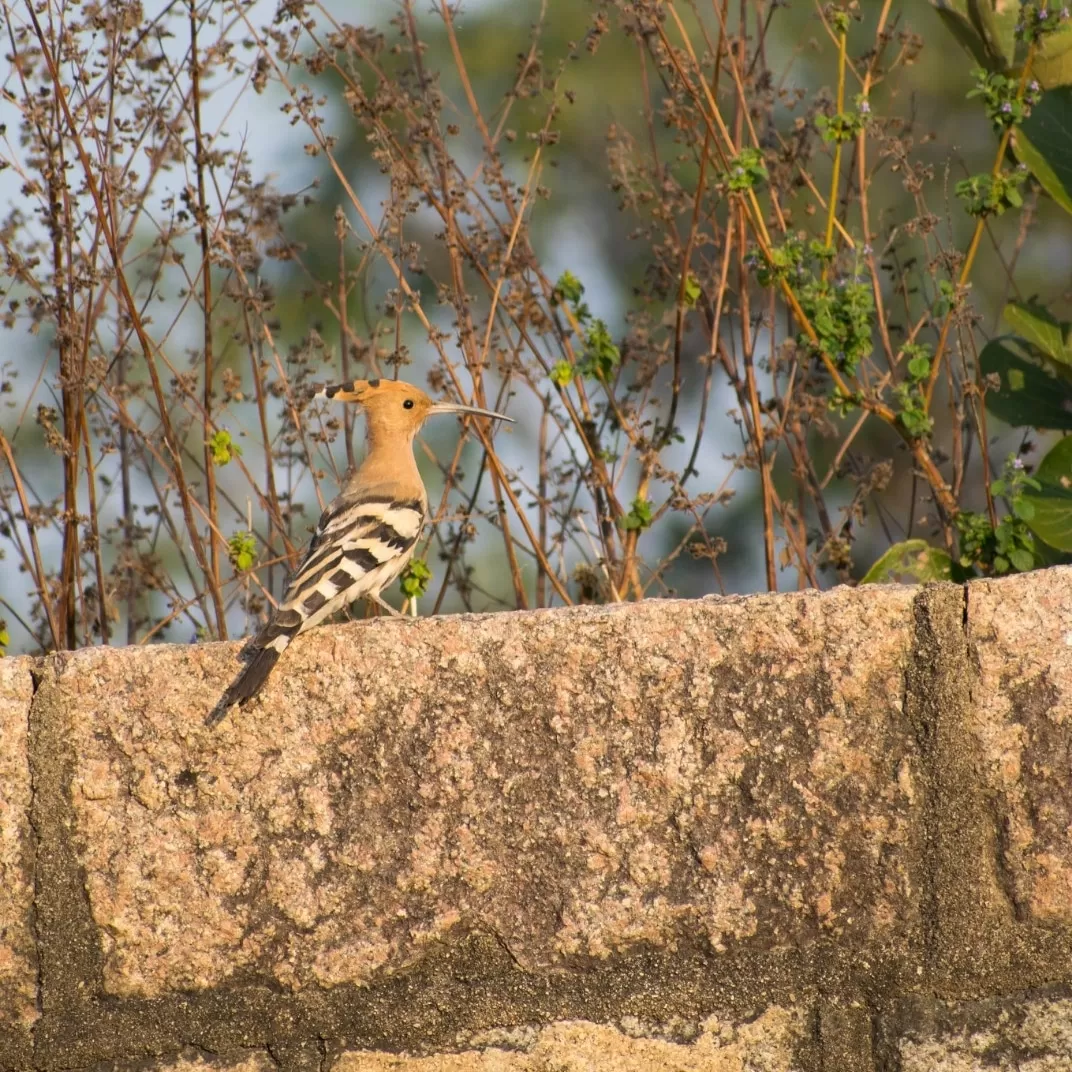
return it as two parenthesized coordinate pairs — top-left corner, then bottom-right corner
(1017, 3), (1071, 45)
(934, 0), (1072, 87)
(860, 539), (953, 584)
(551, 269), (585, 308)
(552, 269), (592, 324)
(828, 8), (850, 36)
(682, 273), (702, 307)
(1020, 435), (1072, 551)
(754, 236), (805, 286)
(956, 456), (1041, 575)
(893, 343), (934, 439)
(722, 148), (768, 192)
(0, 622), (8, 657)
(968, 67), (1040, 129)
(549, 270), (618, 381)
(619, 496), (653, 532)
(933, 279), (958, 318)
(208, 429), (241, 466)
(798, 276), (875, 376)
(1003, 301), (1072, 369)
(579, 318), (621, 380)
(980, 336), (1072, 430)
(1017, 86), (1072, 215)
(827, 385), (862, 416)
(399, 557), (432, 600)
(955, 168), (1028, 217)
(227, 531), (257, 572)
(815, 99), (870, 144)
(550, 360), (574, 387)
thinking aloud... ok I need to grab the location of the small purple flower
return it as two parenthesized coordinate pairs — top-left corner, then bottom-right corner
(1013, 457), (1025, 470)
(859, 100), (871, 114)
(1001, 101), (1013, 113)
(863, 243), (874, 256)
(1030, 80), (1040, 93)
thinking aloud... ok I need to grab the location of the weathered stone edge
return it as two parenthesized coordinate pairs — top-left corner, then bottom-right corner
(0, 658), (36, 1071)
(868, 583), (1072, 1069)
(10, 581), (1072, 1072)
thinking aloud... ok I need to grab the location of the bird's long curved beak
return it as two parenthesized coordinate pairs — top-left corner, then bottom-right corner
(428, 401), (514, 423)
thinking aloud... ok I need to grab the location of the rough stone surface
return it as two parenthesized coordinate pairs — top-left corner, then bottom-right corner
(332, 1007), (803, 1071)
(965, 569), (1072, 926)
(0, 657), (36, 1028)
(142, 1055), (274, 1072)
(898, 995), (1072, 1071)
(46, 588), (922, 999)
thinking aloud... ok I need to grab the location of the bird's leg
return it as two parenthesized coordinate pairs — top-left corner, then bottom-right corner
(368, 593), (404, 618)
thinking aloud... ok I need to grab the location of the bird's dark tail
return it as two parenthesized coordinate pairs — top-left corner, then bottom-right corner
(206, 607), (304, 727)
(205, 645), (283, 727)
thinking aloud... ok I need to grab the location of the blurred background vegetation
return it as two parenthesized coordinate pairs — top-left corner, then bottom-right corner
(1, 0), (1071, 654)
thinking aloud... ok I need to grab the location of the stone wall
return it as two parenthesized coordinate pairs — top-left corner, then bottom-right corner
(2, 570), (1072, 1070)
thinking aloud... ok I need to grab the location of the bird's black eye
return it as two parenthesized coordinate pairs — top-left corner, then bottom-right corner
(403, 398), (415, 409)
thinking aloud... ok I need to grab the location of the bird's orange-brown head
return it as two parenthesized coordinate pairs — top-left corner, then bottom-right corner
(317, 377), (513, 445)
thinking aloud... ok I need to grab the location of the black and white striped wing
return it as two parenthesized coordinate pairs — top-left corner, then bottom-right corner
(206, 493), (426, 726)
(256, 494), (426, 652)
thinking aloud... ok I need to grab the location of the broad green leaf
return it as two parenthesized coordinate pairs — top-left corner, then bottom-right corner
(931, 0), (1072, 85)
(980, 337), (1072, 431)
(1036, 435), (1072, 488)
(1009, 547), (1035, 572)
(931, 3), (1001, 71)
(1023, 436), (1072, 551)
(1003, 301), (1072, 368)
(1033, 23), (1072, 90)
(1015, 86), (1072, 217)
(860, 539), (953, 585)
(930, 0), (1015, 72)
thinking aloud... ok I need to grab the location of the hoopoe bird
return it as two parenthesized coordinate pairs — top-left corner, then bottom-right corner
(206, 378), (512, 727)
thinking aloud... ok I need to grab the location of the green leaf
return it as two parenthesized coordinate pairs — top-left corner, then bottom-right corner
(1015, 87), (1072, 215)
(208, 429), (241, 466)
(907, 353), (931, 380)
(618, 496), (653, 532)
(0, 625), (8, 656)
(1009, 547), (1035, 572)
(930, 0), (1025, 73)
(399, 557), (432, 600)
(579, 319), (620, 380)
(980, 337), (1072, 430)
(860, 539), (953, 585)
(1033, 21), (1072, 90)
(551, 270), (584, 307)
(1013, 497), (1036, 522)
(227, 531), (257, 572)
(1023, 435), (1072, 550)
(931, 2), (1006, 72)
(1003, 301), (1072, 368)
(550, 361), (574, 387)
(933, 0), (1072, 86)
(682, 273), (702, 308)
